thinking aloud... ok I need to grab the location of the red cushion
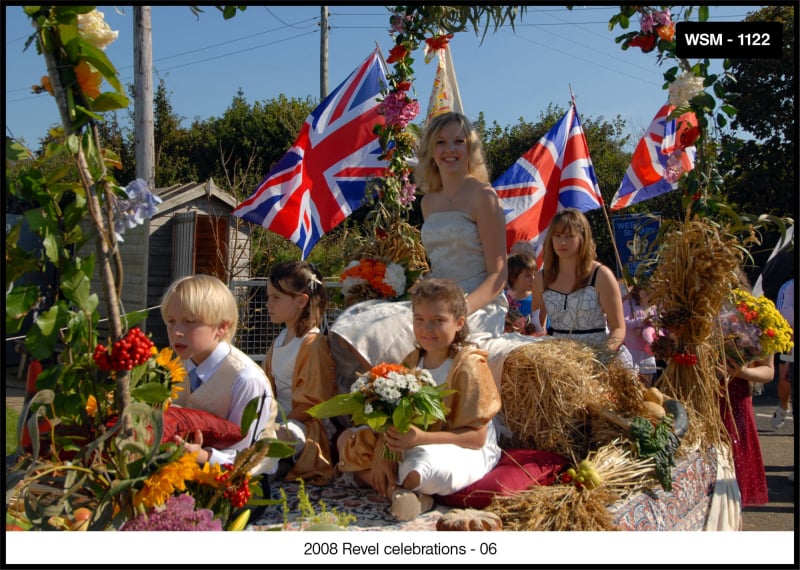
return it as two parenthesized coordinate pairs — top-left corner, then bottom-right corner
(435, 448), (571, 509)
(161, 406), (243, 449)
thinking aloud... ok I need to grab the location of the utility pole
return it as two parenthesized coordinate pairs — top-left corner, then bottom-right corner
(320, 6), (329, 99)
(134, 6), (154, 188)
(131, 6), (154, 326)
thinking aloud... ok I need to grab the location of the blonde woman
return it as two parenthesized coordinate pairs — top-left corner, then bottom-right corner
(330, 112), (508, 372)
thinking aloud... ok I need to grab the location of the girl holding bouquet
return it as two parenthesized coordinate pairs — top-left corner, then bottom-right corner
(335, 278), (502, 521)
(719, 269), (776, 507)
(263, 261), (338, 485)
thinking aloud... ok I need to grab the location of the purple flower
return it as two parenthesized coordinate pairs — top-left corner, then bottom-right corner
(112, 178), (162, 242)
(398, 173), (417, 206)
(120, 494), (223, 531)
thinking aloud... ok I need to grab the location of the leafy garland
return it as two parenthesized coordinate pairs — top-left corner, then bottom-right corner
(365, 6), (525, 235)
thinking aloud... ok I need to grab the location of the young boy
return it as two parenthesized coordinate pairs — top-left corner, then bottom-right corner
(505, 253), (545, 335)
(161, 274), (278, 475)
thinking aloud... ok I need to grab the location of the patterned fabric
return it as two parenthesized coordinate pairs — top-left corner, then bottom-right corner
(494, 103), (604, 265)
(609, 449), (718, 531)
(232, 49), (388, 258)
(543, 269), (608, 347)
(249, 449), (719, 531)
(610, 103), (697, 211)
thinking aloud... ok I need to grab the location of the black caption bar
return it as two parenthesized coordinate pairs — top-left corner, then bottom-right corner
(676, 21), (782, 59)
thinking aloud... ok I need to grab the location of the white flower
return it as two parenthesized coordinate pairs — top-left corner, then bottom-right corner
(383, 263), (407, 297)
(351, 375), (368, 393)
(668, 73), (705, 107)
(415, 369), (437, 387)
(77, 10), (119, 51)
(364, 402), (373, 414)
(341, 276), (367, 298)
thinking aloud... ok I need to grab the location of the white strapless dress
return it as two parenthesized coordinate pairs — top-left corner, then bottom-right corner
(329, 211), (509, 387)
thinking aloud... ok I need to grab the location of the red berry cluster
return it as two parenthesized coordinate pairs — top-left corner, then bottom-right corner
(215, 464), (252, 509)
(93, 327), (155, 371)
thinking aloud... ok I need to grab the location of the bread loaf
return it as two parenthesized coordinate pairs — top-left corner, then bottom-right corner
(436, 508), (503, 531)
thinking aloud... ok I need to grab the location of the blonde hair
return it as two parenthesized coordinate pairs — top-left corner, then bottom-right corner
(414, 112), (489, 194)
(160, 274), (239, 342)
(542, 208), (597, 290)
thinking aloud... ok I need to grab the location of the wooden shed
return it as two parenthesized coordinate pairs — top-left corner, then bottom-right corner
(144, 178), (251, 347)
(84, 178), (251, 350)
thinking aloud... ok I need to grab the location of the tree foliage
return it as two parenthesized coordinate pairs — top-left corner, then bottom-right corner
(718, 5), (796, 219)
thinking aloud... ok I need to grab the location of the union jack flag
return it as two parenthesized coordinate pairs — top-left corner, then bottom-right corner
(494, 104), (604, 265)
(610, 103), (697, 210)
(233, 49), (388, 258)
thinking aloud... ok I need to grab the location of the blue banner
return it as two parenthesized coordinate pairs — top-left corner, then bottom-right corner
(612, 213), (661, 281)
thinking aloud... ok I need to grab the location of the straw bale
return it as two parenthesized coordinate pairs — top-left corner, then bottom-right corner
(487, 484), (621, 531)
(499, 339), (615, 456)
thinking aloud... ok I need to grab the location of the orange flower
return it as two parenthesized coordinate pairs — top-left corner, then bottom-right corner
(41, 76), (54, 96)
(75, 61), (102, 99)
(370, 363), (408, 378)
(85, 394), (97, 417)
(656, 22), (675, 42)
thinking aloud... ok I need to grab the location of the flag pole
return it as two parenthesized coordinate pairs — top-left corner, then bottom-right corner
(569, 85), (627, 281)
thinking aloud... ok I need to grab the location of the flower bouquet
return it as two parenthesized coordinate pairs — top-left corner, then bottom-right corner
(719, 288), (793, 367)
(308, 363), (455, 461)
(338, 257), (414, 307)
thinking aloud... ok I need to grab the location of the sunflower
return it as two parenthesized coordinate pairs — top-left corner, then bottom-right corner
(156, 347), (186, 402)
(133, 453), (201, 509)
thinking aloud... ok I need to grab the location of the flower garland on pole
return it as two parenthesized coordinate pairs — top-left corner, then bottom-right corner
(609, 5), (736, 218)
(351, 6), (526, 280)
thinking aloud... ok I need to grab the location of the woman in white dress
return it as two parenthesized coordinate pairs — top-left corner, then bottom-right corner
(329, 112), (508, 380)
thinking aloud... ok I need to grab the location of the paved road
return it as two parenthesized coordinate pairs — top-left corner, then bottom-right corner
(4, 367), (795, 531)
(743, 390), (795, 532)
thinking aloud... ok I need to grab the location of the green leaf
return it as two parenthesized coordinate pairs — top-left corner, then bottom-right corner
(60, 263), (92, 310)
(25, 304), (70, 360)
(6, 137), (33, 161)
(307, 393), (365, 419)
(392, 398), (413, 433)
(130, 382), (171, 404)
(65, 134), (80, 154)
(241, 395), (262, 437)
(698, 5), (709, 22)
(5, 284), (41, 334)
(90, 91), (129, 112)
(364, 414), (389, 432)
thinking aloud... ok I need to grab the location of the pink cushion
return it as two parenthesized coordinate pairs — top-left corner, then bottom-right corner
(161, 406), (243, 449)
(435, 448), (571, 509)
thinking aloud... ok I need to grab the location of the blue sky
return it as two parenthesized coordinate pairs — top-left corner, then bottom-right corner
(6, 5), (761, 149)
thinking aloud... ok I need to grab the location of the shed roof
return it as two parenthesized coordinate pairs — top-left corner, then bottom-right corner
(154, 178), (238, 216)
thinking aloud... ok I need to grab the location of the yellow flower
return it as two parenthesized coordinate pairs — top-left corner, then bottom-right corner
(155, 347), (186, 408)
(75, 61), (102, 99)
(85, 394), (97, 417)
(133, 453), (201, 509)
(192, 460), (226, 488)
